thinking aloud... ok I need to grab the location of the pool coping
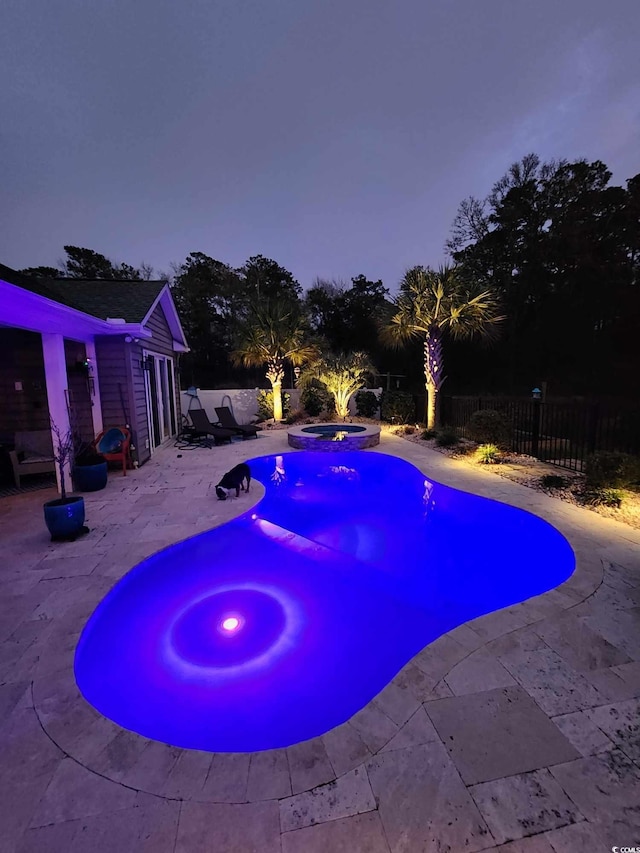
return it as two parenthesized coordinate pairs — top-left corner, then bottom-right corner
(30, 437), (611, 805)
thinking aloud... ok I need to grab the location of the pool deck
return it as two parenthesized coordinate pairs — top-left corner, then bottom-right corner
(1, 430), (639, 852)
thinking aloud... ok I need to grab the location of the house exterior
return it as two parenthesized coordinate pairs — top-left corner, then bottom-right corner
(0, 263), (189, 491)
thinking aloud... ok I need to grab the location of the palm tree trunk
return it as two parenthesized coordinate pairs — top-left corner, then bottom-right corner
(425, 381), (437, 430)
(266, 365), (285, 422)
(423, 329), (444, 429)
(272, 380), (283, 422)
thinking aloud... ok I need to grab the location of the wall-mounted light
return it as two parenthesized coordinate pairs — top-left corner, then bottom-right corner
(75, 357), (95, 395)
(531, 387), (542, 400)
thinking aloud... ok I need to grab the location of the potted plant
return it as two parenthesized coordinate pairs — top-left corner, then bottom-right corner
(43, 421), (88, 541)
(73, 444), (108, 492)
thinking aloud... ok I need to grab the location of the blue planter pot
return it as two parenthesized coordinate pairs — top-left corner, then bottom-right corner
(73, 461), (108, 492)
(43, 496), (86, 541)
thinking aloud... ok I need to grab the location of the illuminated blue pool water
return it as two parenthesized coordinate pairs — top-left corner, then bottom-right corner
(301, 424), (366, 434)
(74, 451), (575, 752)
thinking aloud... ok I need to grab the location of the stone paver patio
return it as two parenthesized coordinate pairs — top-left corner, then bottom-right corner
(1, 430), (639, 852)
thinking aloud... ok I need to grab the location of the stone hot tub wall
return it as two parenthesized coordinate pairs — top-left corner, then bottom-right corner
(287, 424), (381, 451)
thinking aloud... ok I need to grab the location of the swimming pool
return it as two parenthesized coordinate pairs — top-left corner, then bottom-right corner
(74, 451), (575, 752)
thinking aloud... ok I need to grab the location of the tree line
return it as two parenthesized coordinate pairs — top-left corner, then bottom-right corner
(20, 152), (640, 418)
(22, 246), (411, 391)
(445, 154), (640, 398)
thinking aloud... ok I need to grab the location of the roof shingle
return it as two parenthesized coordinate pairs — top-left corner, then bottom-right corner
(47, 280), (165, 323)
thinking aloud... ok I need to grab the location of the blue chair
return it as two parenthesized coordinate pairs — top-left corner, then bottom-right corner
(93, 427), (132, 476)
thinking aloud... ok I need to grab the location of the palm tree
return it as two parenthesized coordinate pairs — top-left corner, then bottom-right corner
(298, 351), (375, 419)
(232, 299), (319, 422)
(383, 266), (504, 429)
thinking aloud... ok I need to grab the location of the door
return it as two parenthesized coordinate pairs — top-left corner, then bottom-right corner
(143, 352), (178, 452)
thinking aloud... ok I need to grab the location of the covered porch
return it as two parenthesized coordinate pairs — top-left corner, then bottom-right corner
(0, 267), (152, 493)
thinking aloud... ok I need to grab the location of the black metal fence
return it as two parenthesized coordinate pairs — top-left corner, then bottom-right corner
(440, 396), (640, 472)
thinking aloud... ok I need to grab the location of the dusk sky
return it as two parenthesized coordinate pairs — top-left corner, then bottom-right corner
(2, 0), (639, 292)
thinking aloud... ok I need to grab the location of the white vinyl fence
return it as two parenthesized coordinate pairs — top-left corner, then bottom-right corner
(180, 387), (382, 424)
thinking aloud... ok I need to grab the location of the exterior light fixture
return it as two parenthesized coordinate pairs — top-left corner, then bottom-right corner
(76, 357), (95, 395)
(531, 387), (542, 400)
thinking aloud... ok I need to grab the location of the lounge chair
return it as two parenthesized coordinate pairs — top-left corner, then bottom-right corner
(189, 409), (235, 445)
(214, 407), (260, 439)
(93, 427), (132, 476)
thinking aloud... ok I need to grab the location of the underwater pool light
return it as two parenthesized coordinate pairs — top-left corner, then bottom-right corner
(221, 616), (240, 633)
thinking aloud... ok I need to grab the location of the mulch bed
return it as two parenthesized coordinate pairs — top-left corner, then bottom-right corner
(398, 430), (640, 531)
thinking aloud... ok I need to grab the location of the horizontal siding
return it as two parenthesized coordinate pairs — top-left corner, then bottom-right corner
(128, 344), (151, 465)
(95, 337), (131, 429)
(143, 303), (181, 439)
(144, 304), (175, 356)
(92, 303), (180, 467)
(96, 337), (153, 466)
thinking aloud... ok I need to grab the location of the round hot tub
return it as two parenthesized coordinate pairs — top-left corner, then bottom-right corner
(302, 424), (366, 435)
(288, 423), (380, 450)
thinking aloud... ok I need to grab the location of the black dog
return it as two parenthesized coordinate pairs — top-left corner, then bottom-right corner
(216, 463), (251, 500)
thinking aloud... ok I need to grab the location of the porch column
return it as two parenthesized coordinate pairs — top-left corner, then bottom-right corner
(41, 333), (72, 495)
(84, 338), (103, 436)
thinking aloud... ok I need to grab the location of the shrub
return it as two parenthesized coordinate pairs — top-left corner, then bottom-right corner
(298, 352), (374, 418)
(476, 443), (501, 464)
(256, 390), (291, 421)
(584, 452), (640, 489)
(421, 428), (437, 440)
(380, 390), (414, 424)
(540, 474), (567, 489)
(355, 390), (379, 418)
(577, 487), (624, 508)
(300, 384), (329, 417)
(284, 409), (306, 425)
(468, 409), (511, 447)
(435, 428), (459, 447)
